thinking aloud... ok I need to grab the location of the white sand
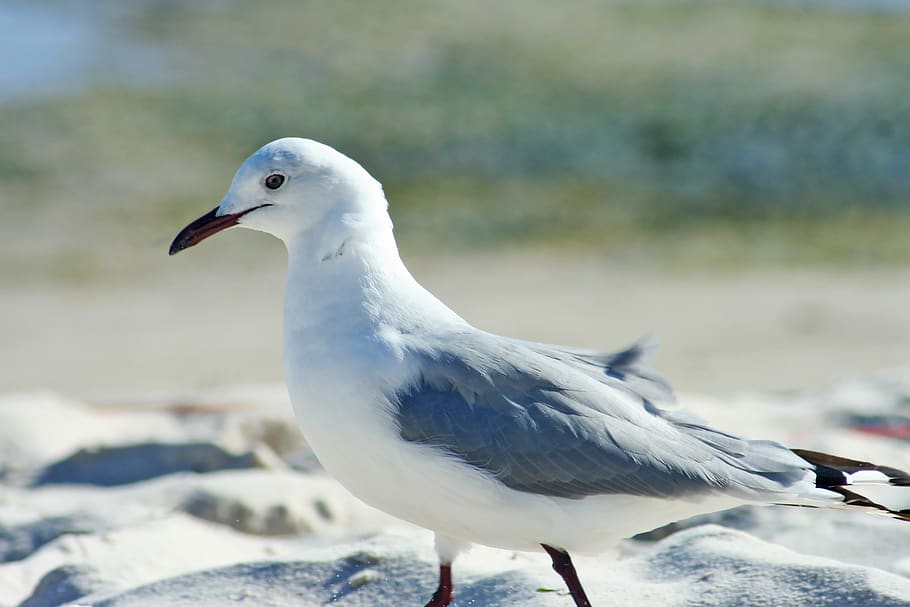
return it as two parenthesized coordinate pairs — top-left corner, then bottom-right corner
(3, 251), (910, 604)
(2, 375), (910, 606)
(3, 252), (909, 400)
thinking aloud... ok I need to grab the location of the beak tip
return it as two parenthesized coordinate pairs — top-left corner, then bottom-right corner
(168, 205), (227, 257)
(168, 232), (193, 256)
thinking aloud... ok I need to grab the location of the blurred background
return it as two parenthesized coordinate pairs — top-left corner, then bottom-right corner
(2, 0), (909, 400)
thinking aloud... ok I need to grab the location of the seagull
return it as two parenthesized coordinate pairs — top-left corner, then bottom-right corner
(170, 137), (910, 607)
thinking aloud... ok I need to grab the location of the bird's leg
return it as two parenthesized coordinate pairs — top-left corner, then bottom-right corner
(542, 544), (593, 607)
(423, 563), (454, 607)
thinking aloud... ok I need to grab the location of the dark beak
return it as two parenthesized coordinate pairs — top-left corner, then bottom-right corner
(169, 205), (267, 255)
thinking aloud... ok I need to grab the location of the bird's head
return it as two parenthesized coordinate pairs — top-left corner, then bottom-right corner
(169, 138), (388, 256)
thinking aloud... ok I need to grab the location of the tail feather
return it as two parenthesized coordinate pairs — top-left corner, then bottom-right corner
(793, 448), (910, 521)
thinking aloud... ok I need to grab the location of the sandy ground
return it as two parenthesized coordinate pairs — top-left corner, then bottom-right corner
(3, 247), (910, 606)
(2, 377), (910, 607)
(4, 249), (909, 401)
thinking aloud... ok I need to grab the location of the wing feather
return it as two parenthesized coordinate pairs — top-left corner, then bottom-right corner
(394, 330), (811, 501)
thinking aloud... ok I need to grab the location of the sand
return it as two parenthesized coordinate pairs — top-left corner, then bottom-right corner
(3, 251), (909, 399)
(2, 373), (910, 606)
(3, 251), (910, 605)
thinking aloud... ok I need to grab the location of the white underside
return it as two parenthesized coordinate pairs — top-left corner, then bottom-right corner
(286, 368), (744, 555)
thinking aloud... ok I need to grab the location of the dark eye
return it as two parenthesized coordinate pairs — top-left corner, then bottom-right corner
(265, 173), (286, 190)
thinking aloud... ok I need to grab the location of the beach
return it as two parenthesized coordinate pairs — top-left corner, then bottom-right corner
(3, 252), (910, 606)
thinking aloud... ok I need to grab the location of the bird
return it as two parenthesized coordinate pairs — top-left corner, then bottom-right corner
(170, 137), (910, 607)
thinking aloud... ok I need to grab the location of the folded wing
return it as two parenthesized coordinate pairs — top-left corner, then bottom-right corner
(393, 330), (813, 501)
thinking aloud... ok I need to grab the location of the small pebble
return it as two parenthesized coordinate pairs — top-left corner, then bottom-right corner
(348, 568), (379, 589)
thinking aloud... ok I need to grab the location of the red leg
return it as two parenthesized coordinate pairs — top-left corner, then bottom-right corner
(424, 563), (454, 607)
(542, 544), (593, 607)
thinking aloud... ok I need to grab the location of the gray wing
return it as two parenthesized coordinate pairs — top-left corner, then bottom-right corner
(394, 330), (810, 501)
(520, 333), (676, 407)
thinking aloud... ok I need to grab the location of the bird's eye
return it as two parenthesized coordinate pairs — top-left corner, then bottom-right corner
(265, 173), (286, 190)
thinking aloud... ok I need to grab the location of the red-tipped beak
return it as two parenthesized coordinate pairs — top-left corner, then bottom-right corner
(169, 205), (268, 255)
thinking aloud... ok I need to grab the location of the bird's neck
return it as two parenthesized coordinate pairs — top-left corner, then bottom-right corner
(280, 215), (466, 432)
(282, 221), (461, 343)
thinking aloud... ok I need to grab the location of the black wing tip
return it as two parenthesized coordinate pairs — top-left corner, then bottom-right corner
(794, 448), (910, 521)
(791, 449), (910, 486)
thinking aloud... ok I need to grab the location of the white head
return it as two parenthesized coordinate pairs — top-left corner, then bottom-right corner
(169, 138), (391, 256)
